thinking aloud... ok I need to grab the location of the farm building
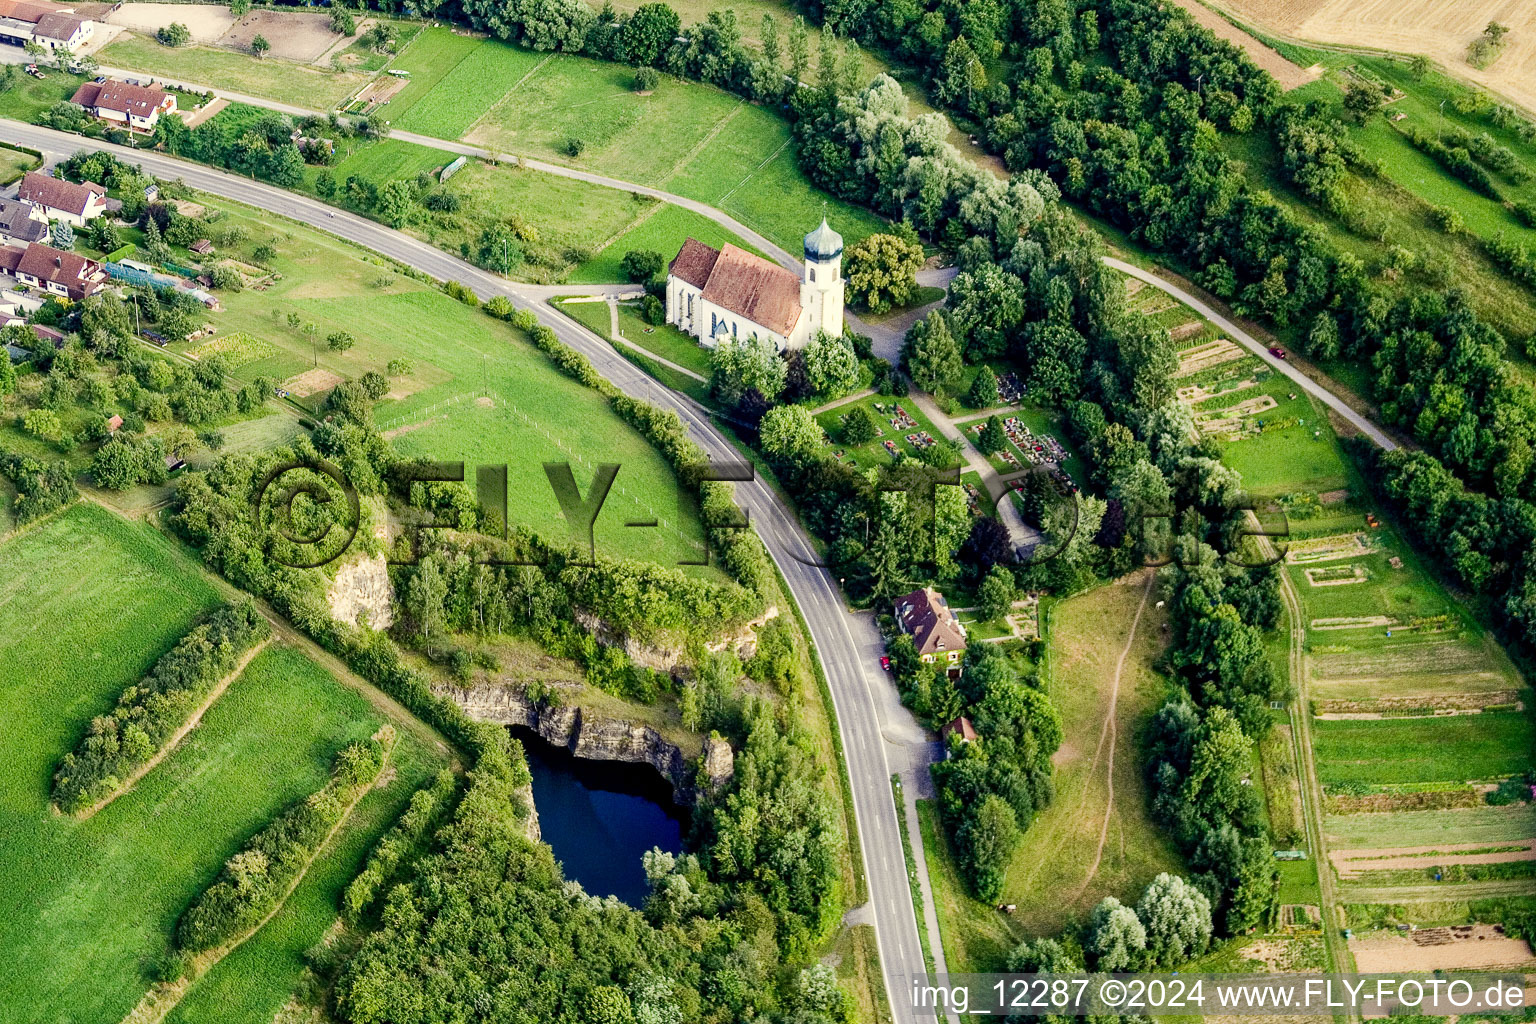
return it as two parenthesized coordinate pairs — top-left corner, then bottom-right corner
(70, 78), (177, 132)
(893, 587), (967, 677)
(17, 171), (114, 227)
(0, 241), (105, 299)
(0, 0), (93, 53)
(665, 218), (845, 351)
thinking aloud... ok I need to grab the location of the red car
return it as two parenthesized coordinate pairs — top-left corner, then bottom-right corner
(1269, 346), (1287, 360)
(880, 655), (892, 672)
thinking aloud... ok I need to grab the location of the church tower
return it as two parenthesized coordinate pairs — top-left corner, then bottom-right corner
(801, 217), (844, 341)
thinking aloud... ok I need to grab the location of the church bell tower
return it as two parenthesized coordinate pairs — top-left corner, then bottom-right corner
(801, 217), (844, 340)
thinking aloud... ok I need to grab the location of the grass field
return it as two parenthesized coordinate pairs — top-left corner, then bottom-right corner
(187, 195), (712, 570)
(380, 27), (885, 255)
(98, 34), (367, 109)
(568, 203), (767, 284)
(1313, 713), (1535, 789)
(0, 143), (39, 185)
(1326, 804), (1536, 850)
(0, 69), (87, 122)
(0, 505), (443, 1024)
(920, 578), (1183, 970)
(612, 301), (712, 375)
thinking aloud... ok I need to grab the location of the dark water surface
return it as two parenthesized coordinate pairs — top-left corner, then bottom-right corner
(511, 726), (687, 906)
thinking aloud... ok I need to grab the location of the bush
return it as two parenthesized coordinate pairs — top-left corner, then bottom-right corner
(52, 603), (270, 813)
(177, 735), (389, 951)
(641, 294), (665, 324)
(634, 66), (660, 92)
(621, 248), (664, 282)
(562, 136), (585, 157)
(156, 22), (190, 46)
(342, 769), (457, 923)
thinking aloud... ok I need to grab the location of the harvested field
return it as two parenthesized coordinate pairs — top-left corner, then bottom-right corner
(283, 367), (344, 397)
(1305, 565), (1366, 586)
(1287, 532), (1371, 564)
(350, 74), (407, 114)
(1332, 843), (1536, 879)
(1350, 926), (1535, 972)
(1327, 803), (1536, 848)
(1176, 337), (1245, 377)
(1315, 690), (1525, 716)
(1168, 0), (1322, 90)
(1170, 320), (1206, 341)
(1312, 615), (1392, 630)
(1310, 641), (1500, 682)
(1326, 789), (1487, 815)
(219, 10), (342, 62)
(1216, 0), (1536, 118)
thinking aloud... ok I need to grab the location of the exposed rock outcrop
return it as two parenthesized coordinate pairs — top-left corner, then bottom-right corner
(573, 605), (780, 676)
(444, 681), (734, 804)
(514, 780), (541, 842)
(326, 553), (394, 630)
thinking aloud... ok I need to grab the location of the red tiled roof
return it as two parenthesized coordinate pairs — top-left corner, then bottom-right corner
(0, 245), (23, 275)
(668, 237), (718, 289)
(699, 244), (802, 338)
(0, 0), (59, 23)
(33, 10), (88, 40)
(941, 716), (977, 742)
(14, 242), (102, 298)
(894, 587), (967, 658)
(18, 171), (104, 218)
(74, 79), (169, 118)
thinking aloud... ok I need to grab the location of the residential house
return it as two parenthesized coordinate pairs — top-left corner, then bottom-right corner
(0, 0), (93, 53)
(0, 241), (105, 300)
(0, 197), (49, 246)
(940, 716), (977, 746)
(665, 218), (845, 351)
(893, 587), (968, 678)
(70, 78), (177, 132)
(17, 171), (112, 227)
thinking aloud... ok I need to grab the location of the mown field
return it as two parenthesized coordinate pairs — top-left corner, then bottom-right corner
(919, 578), (1183, 971)
(1326, 803), (1536, 850)
(0, 143), (39, 185)
(181, 195), (713, 570)
(567, 203), (767, 284)
(378, 27), (886, 255)
(98, 34), (367, 109)
(0, 504), (444, 1024)
(1313, 712), (1535, 788)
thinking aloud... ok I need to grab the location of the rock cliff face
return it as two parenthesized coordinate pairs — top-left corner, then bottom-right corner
(514, 780), (541, 842)
(326, 553), (394, 630)
(443, 681), (734, 805)
(572, 605), (780, 676)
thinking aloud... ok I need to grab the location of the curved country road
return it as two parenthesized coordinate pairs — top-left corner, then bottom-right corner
(0, 120), (950, 1024)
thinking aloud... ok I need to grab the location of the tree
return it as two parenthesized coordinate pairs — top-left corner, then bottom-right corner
(967, 365), (999, 408)
(758, 404), (826, 469)
(23, 408), (64, 442)
(387, 358), (414, 377)
(1087, 896), (1147, 971)
(935, 34), (987, 110)
(804, 331), (859, 396)
(1342, 79), (1386, 124)
(843, 405), (877, 445)
(230, 0), (250, 16)
(50, 221), (74, 250)
(1410, 54), (1431, 79)
(91, 438), (141, 490)
(904, 311), (962, 396)
(375, 179), (416, 227)
(330, 7), (357, 36)
(327, 331), (355, 352)
(477, 223), (523, 274)
(960, 793), (1017, 902)
(406, 556), (448, 647)
(844, 232), (923, 313)
(620, 3), (680, 66)
(978, 564), (1014, 621)
(251, 34), (270, 58)
(978, 415), (1006, 454)
(709, 335), (785, 407)
(621, 248), (665, 282)
(156, 22), (191, 46)
(1137, 873), (1213, 968)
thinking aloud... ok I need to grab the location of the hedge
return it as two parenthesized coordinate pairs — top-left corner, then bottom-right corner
(52, 602), (270, 814)
(341, 767), (457, 924)
(176, 733), (391, 953)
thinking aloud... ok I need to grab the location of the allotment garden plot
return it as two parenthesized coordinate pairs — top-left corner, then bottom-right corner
(1286, 505), (1536, 908)
(173, 196), (713, 572)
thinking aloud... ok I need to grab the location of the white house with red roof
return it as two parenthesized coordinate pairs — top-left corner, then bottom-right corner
(17, 171), (111, 227)
(0, 0), (93, 53)
(665, 218), (845, 351)
(0, 241), (105, 300)
(70, 78), (177, 132)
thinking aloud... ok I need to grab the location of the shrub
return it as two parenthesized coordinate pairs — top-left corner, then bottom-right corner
(641, 294), (665, 324)
(177, 734), (389, 951)
(52, 603), (270, 813)
(342, 769), (457, 923)
(634, 66), (660, 92)
(621, 248), (664, 282)
(562, 136), (585, 157)
(156, 22), (190, 46)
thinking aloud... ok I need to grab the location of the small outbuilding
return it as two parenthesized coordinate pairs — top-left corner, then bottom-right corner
(940, 716), (977, 745)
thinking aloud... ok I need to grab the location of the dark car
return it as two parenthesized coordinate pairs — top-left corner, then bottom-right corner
(1269, 346), (1287, 360)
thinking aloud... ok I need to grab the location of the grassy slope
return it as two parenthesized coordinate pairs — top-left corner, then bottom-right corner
(920, 579), (1183, 971)
(181, 195), (714, 571)
(98, 35), (367, 109)
(567, 203), (768, 284)
(0, 505), (418, 1024)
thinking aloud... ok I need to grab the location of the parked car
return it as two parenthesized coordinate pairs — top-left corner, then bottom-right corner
(1269, 346), (1287, 360)
(879, 655), (891, 672)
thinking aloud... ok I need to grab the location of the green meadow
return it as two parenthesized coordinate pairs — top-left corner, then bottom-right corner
(1312, 713), (1535, 789)
(0, 505), (444, 1024)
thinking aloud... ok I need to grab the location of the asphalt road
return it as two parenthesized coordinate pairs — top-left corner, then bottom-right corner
(0, 120), (944, 1023)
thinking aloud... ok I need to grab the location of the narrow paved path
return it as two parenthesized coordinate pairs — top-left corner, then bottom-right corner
(1074, 573), (1154, 897)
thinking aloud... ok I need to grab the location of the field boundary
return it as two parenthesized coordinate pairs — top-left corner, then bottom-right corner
(118, 728), (396, 1024)
(70, 638), (274, 821)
